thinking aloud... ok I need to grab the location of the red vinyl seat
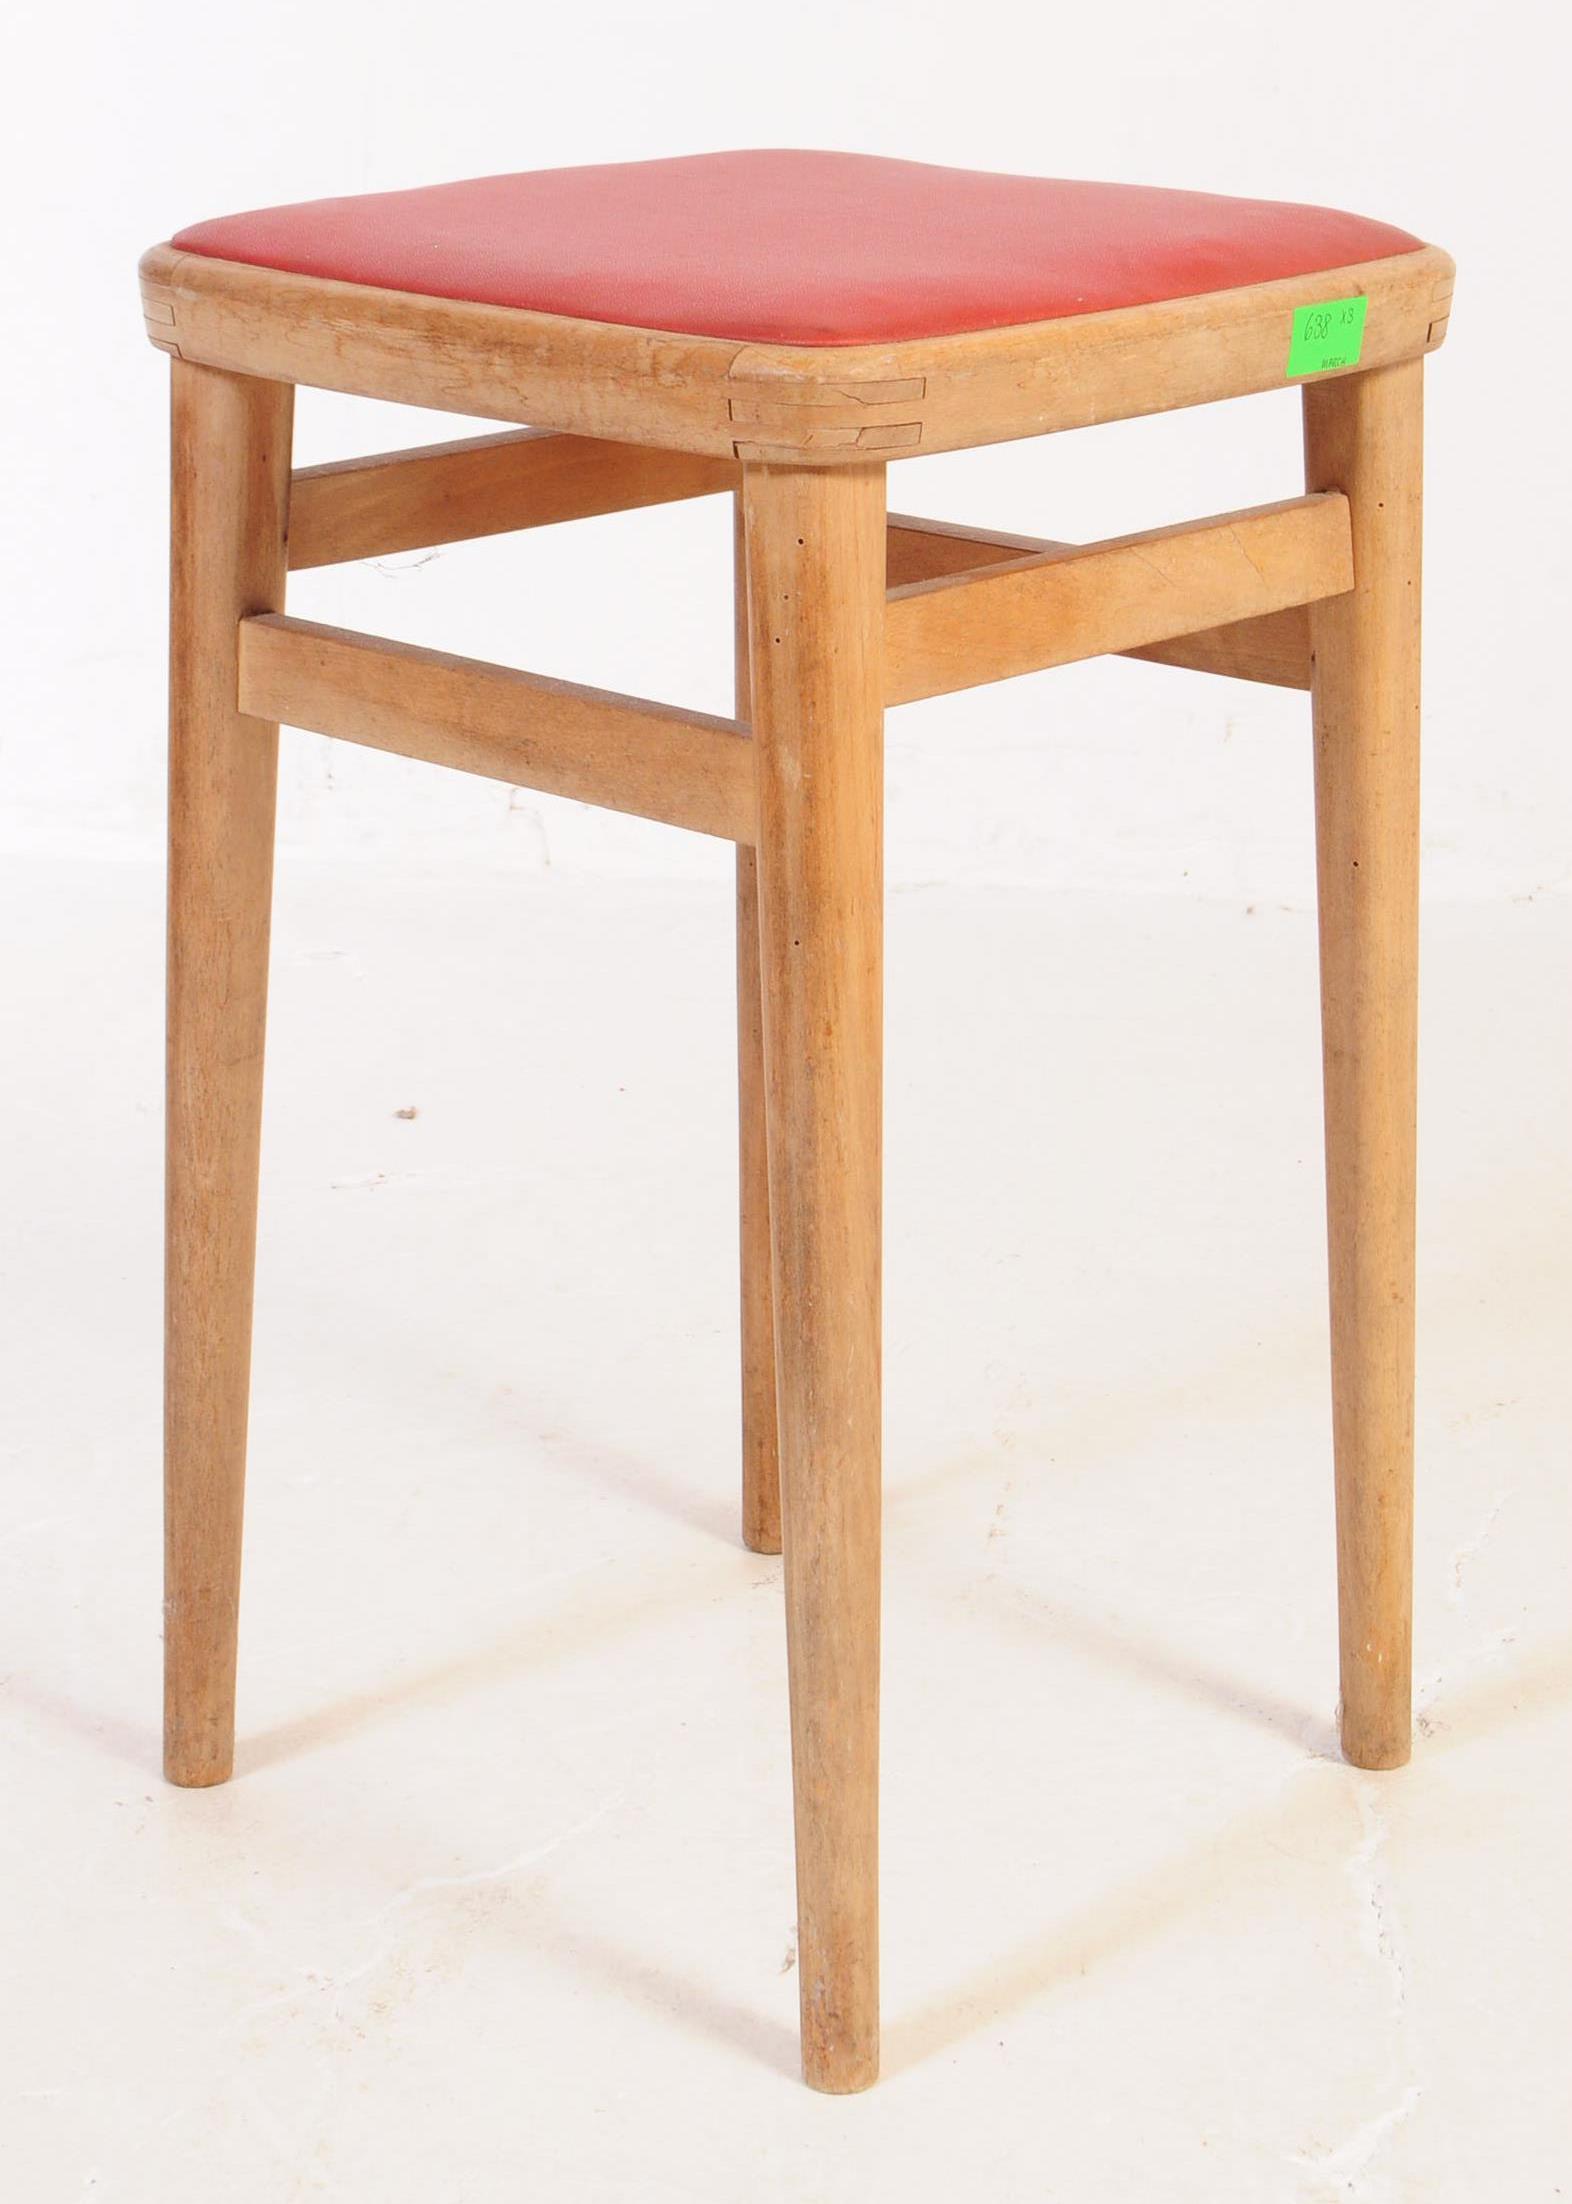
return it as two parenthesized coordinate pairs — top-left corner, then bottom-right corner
(170, 148), (1423, 348)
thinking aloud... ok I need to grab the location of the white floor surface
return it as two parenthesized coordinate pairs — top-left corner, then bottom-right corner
(3, 857), (1567, 2202)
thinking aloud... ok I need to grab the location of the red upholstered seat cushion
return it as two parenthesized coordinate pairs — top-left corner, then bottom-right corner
(171, 150), (1423, 348)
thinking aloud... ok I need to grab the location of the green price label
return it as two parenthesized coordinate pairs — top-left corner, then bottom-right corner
(1286, 295), (1369, 378)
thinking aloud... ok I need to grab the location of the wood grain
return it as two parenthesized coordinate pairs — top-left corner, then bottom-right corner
(733, 494), (782, 1554)
(237, 615), (755, 842)
(165, 362), (292, 1787)
(1305, 361), (1424, 1772)
(885, 495), (1352, 704)
(289, 428), (736, 569)
(745, 460), (886, 2091)
(142, 243), (1453, 464)
(887, 512), (1312, 688)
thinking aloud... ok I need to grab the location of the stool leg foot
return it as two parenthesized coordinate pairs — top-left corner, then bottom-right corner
(163, 362), (292, 1788)
(1305, 361), (1423, 1773)
(744, 460), (885, 2091)
(734, 497), (782, 1555)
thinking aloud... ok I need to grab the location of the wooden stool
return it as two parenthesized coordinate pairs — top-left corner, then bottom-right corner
(140, 149), (1453, 2092)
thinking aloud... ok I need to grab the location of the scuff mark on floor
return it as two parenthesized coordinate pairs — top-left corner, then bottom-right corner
(1288, 2082), (1425, 2202)
(1288, 1775), (1423, 2199)
(1416, 1622), (1520, 1739)
(1446, 1489), (1513, 1609)
(1348, 1779), (1407, 2014)
(506, 790), (553, 869)
(369, 550), (442, 574)
(223, 1794), (625, 2040)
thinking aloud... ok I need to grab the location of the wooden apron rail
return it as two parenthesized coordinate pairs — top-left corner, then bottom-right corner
(237, 614), (756, 842)
(241, 495), (1350, 844)
(884, 494), (1351, 704)
(284, 426), (1327, 695)
(888, 512), (1314, 688)
(288, 429), (739, 569)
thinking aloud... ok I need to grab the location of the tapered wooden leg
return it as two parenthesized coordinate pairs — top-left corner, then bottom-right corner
(164, 362), (293, 1787)
(734, 495), (782, 1554)
(1304, 360), (1423, 1773)
(743, 460), (885, 2092)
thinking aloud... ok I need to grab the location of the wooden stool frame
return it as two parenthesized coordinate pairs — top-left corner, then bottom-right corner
(143, 237), (1453, 2092)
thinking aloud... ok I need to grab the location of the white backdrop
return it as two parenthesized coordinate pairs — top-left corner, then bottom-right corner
(5, 13), (1570, 2194)
(4, 0), (1566, 903)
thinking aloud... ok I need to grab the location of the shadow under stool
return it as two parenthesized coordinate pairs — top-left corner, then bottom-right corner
(139, 147), (1454, 2092)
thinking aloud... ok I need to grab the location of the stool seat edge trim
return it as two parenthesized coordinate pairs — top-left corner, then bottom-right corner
(139, 244), (1455, 461)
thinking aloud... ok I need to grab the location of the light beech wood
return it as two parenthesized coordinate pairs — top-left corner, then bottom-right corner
(884, 494), (1352, 704)
(237, 615), (755, 842)
(887, 513), (1312, 688)
(733, 495), (782, 1554)
(287, 423), (1314, 687)
(290, 443), (1312, 682)
(142, 242), (1452, 463)
(745, 461), (886, 2092)
(289, 428), (736, 569)
(164, 362), (292, 1787)
(145, 184), (1449, 2095)
(1305, 361), (1424, 1773)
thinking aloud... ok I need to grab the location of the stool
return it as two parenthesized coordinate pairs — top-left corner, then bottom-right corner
(140, 149), (1454, 2092)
